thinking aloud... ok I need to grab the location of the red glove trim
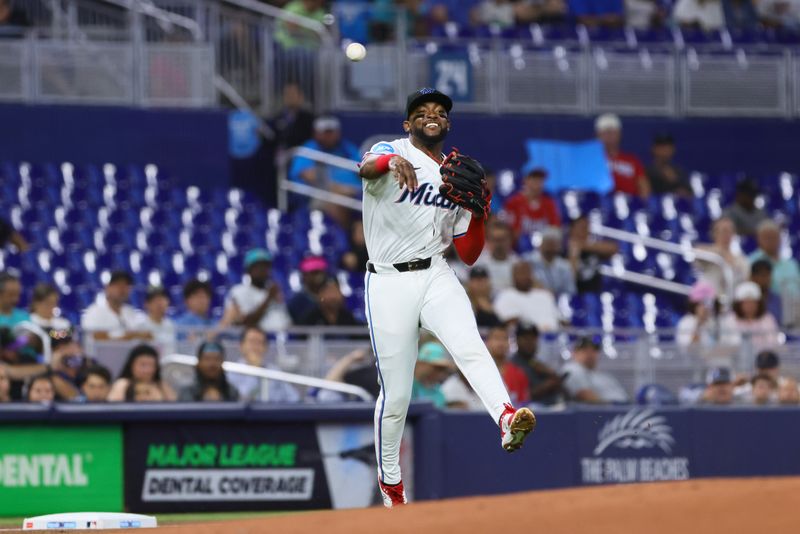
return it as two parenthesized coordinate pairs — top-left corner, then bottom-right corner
(374, 154), (396, 174)
(453, 216), (485, 266)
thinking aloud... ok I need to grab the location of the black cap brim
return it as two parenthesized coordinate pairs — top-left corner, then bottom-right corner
(406, 90), (453, 118)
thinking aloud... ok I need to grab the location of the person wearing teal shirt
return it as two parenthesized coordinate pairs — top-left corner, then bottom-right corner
(0, 273), (30, 329)
(411, 341), (455, 408)
(748, 220), (800, 297)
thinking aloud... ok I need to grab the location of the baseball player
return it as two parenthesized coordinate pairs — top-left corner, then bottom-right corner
(359, 88), (537, 508)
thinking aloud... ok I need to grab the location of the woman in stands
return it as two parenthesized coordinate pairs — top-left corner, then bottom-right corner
(29, 283), (71, 332)
(676, 280), (739, 352)
(177, 341), (239, 402)
(694, 217), (750, 297)
(733, 281), (781, 353)
(107, 343), (176, 402)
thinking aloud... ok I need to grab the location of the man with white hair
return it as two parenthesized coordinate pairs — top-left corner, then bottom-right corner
(749, 220), (800, 297)
(526, 226), (575, 297)
(595, 113), (650, 198)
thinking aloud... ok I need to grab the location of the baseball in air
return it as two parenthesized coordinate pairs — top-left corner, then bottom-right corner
(345, 42), (367, 62)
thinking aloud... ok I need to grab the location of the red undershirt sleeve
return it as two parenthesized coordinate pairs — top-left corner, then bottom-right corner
(453, 216), (485, 266)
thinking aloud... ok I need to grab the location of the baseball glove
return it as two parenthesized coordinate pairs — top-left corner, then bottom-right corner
(439, 149), (491, 219)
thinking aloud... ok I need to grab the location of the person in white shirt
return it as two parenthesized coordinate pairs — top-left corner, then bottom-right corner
(561, 336), (628, 403)
(675, 279), (740, 350)
(80, 271), (149, 340)
(220, 249), (291, 333)
(136, 286), (176, 357)
(441, 371), (485, 410)
(493, 261), (560, 331)
(227, 326), (300, 403)
(473, 219), (519, 294)
(673, 0), (724, 30)
(29, 283), (71, 331)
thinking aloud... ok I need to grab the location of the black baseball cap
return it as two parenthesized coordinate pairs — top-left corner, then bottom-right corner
(574, 335), (600, 350)
(736, 178), (759, 195)
(652, 132), (675, 145)
(707, 366), (732, 385)
(755, 350), (779, 370)
(406, 88), (453, 118)
(469, 266), (489, 279)
(516, 322), (540, 338)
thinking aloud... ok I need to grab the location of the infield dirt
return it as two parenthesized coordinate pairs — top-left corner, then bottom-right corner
(18, 477), (800, 533)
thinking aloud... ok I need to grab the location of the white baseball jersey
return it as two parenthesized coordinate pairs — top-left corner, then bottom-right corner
(362, 138), (472, 264)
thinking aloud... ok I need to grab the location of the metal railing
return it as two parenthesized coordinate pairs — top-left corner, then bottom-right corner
(277, 145), (361, 212)
(591, 223), (735, 303)
(161, 353), (373, 401)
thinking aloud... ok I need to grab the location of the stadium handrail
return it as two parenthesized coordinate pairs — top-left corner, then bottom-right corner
(161, 353), (374, 401)
(277, 146), (362, 211)
(592, 223), (735, 303)
(599, 265), (690, 296)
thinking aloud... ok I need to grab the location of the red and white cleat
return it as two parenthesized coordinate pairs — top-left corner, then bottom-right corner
(500, 403), (536, 452)
(378, 480), (408, 509)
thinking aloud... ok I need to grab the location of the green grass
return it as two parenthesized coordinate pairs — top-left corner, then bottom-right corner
(0, 510), (301, 529)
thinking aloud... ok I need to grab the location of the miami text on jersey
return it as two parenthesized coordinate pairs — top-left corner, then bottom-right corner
(395, 182), (458, 210)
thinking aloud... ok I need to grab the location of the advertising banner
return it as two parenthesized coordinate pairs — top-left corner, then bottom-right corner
(0, 425), (123, 516)
(125, 421), (414, 512)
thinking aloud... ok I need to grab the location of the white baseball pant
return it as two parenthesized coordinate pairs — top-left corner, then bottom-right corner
(365, 255), (511, 485)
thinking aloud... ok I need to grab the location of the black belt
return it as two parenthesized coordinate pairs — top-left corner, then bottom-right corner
(368, 257), (432, 273)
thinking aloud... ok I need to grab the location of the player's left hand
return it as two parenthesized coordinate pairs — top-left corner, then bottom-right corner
(389, 156), (418, 192)
(439, 149), (490, 218)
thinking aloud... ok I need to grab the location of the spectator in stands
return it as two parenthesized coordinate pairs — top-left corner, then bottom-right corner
(289, 115), (361, 228)
(0, 0), (29, 33)
(758, 0), (800, 31)
(466, 267), (501, 328)
(494, 261), (560, 331)
(0, 362), (10, 402)
(275, 0), (326, 49)
(272, 83), (315, 149)
(411, 341), (455, 408)
(288, 256), (329, 324)
(77, 366), (111, 403)
(178, 341), (240, 402)
(315, 348), (379, 402)
(340, 220), (370, 273)
(779, 377), (800, 404)
(501, 169), (561, 240)
(442, 370), (484, 410)
(125, 381), (166, 402)
(0, 327), (48, 400)
(137, 286), (176, 357)
(107, 344), (176, 402)
(723, 0), (759, 29)
(0, 216), (28, 251)
(473, 220), (519, 294)
(596, 114), (650, 198)
(646, 133), (691, 197)
(81, 270), (150, 340)
(570, 0), (625, 27)
(673, 0), (725, 30)
(722, 178), (768, 237)
(511, 322), (564, 406)
(26, 373), (55, 404)
(175, 279), (214, 327)
(626, 0), (667, 29)
(695, 216), (750, 296)
(485, 325), (529, 405)
(28, 283), (70, 332)
(0, 272), (30, 328)
(561, 336), (628, 403)
(472, 0), (566, 28)
(749, 220), (800, 297)
(302, 277), (361, 326)
(567, 215), (618, 294)
(229, 326), (302, 402)
(527, 226), (576, 297)
(733, 350), (784, 402)
(733, 281), (780, 352)
(750, 260), (783, 325)
(750, 374), (778, 405)
(48, 331), (96, 402)
(676, 280), (740, 349)
(701, 367), (734, 405)
(221, 248), (291, 333)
